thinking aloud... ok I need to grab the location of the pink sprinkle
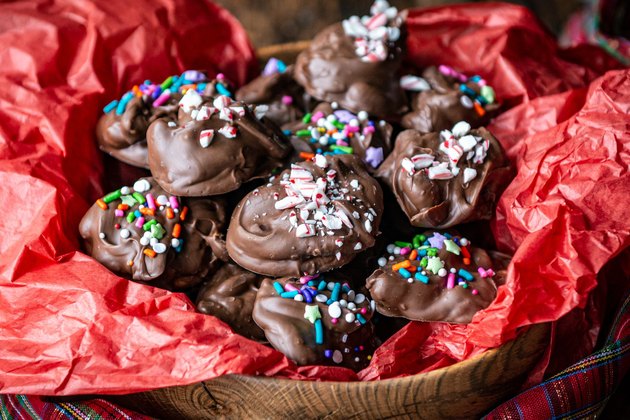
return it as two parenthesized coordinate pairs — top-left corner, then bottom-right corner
(114, 209), (124, 217)
(216, 73), (225, 80)
(359, 345), (364, 351)
(447, 273), (455, 289)
(360, 307), (367, 314)
(152, 89), (171, 107)
(400, 247), (411, 256)
(300, 274), (318, 284)
(477, 267), (487, 278)
(312, 111), (325, 123)
(285, 283), (299, 291)
(281, 95), (293, 105)
(331, 318), (338, 324)
(135, 216), (145, 229)
(363, 126), (376, 135)
(472, 289), (479, 295)
(336, 140), (349, 147)
(169, 196), (179, 210)
(346, 125), (360, 133)
(146, 193), (156, 210)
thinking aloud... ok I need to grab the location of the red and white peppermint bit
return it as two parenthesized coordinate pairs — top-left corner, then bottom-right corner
(342, 1), (399, 62)
(199, 129), (214, 148)
(179, 89), (203, 112)
(463, 167), (478, 183)
(428, 165), (455, 180)
(411, 153), (434, 169)
(213, 95), (231, 110)
(218, 124), (237, 138)
(195, 106), (214, 121)
(401, 157), (416, 175)
(275, 195), (305, 210)
(230, 106), (245, 117)
(219, 107), (233, 122)
(296, 224), (315, 238)
(400, 75), (431, 92)
(290, 164), (314, 182)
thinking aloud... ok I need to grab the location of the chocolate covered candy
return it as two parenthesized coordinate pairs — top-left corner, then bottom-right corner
(376, 122), (512, 228)
(196, 263), (265, 340)
(282, 103), (392, 172)
(226, 154), (383, 277)
(400, 66), (500, 133)
(147, 94), (290, 196)
(253, 276), (377, 370)
(366, 231), (508, 323)
(236, 60), (312, 127)
(97, 70), (232, 168)
(293, 2), (406, 117)
(79, 177), (227, 290)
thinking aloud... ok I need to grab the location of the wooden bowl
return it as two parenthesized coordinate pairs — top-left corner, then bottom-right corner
(107, 323), (549, 419)
(103, 43), (551, 419)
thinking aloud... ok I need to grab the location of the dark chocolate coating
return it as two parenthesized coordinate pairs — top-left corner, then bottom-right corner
(235, 66), (312, 127)
(79, 177), (227, 290)
(366, 231), (509, 323)
(401, 67), (500, 133)
(147, 98), (290, 197)
(282, 103), (393, 172)
(96, 96), (177, 168)
(376, 126), (512, 228)
(253, 277), (377, 370)
(196, 263), (265, 340)
(294, 22), (406, 118)
(226, 154), (383, 277)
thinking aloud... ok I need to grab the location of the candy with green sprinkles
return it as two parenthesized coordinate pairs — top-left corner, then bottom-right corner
(132, 192), (146, 204)
(304, 305), (321, 323)
(444, 239), (461, 255)
(150, 223), (166, 239)
(142, 219), (157, 231)
(121, 195), (137, 207)
(102, 190), (122, 203)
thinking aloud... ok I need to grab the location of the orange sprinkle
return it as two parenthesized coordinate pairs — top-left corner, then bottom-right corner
(132, 85), (142, 97)
(166, 207), (175, 219)
(96, 199), (108, 210)
(463, 257), (471, 265)
(172, 223), (181, 238)
(117, 203), (129, 211)
(127, 260), (134, 267)
(180, 206), (189, 221)
(143, 249), (156, 258)
(140, 207), (155, 216)
(299, 152), (315, 160)
(407, 265), (417, 273)
(409, 249), (418, 261)
(392, 260), (411, 271)
(474, 102), (486, 117)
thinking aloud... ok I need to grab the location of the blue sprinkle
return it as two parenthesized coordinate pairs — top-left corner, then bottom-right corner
(103, 100), (118, 114)
(470, 75), (482, 83)
(324, 349), (332, 358)
(459, 84), (476, 96)
(273, 282), (285, 295)
(174, 238), (183, 253)
(308, 280), (317, 287)
(303, 291), (313, 303)
(444, 233), (452, 238)
(476, 95), (488, 105)
(196, 82), (207, 91)
(458, 269), (474, 281)
(330, 283), (341, 302)
(215, 83), (232, 97)
(314, 319), (324, 344)
(283, 130), (292, 136)
(356, 314), (367, 325)
(281, 291), (299, 299)
(115, 92), (134, 115)
(151, 86), (162, 100)
(134, 210), (141, 218)
(144, 80), (152, 85)
(276, 59), (287, 73)
(415, 273), (429, 284)
(317, 280), (327, 291)
(418, 249), (427, 257)
(399, 268), (412, 279)
(342, 284), (351, 293)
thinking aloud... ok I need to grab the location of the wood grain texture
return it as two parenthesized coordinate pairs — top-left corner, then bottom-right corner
(107, 323), (550, 419)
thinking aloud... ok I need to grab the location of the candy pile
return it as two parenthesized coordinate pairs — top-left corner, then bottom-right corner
(272, 277), (374, 364)
(272, 156), (377, 250)
(95, 179), (186, 263)
(400, 120), (488, 182)
(102, 70), (232, 115)
(286, 108), (385, 168)
(342, 0), (400, 62)
(378, 232), (496, 291)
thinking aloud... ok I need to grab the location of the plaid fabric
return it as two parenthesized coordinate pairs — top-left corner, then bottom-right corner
(0, 395), (153, 420)
(486, 291), (630, 419)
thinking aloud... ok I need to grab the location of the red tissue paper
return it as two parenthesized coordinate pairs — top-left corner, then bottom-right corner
(0, 1), (628, 395)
